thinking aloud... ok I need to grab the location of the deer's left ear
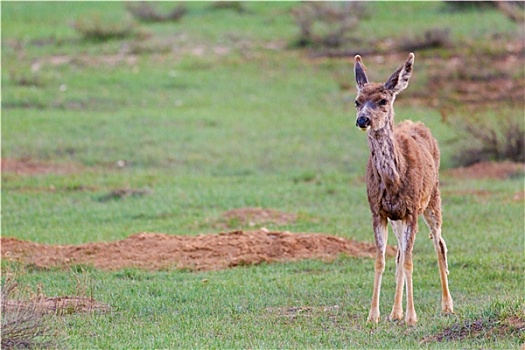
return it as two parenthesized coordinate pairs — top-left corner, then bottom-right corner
(385, 53), (414, 94)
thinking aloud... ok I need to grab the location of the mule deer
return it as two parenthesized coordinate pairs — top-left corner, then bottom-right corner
(353, 53), (454, 325)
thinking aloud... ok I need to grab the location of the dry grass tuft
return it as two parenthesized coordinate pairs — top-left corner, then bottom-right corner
(1, 271), (110, 349)
(98, 187), (153, 202)
(126, 2), (186, 23)
(400, 28), (451, 52)
(1, 276), (53, 349)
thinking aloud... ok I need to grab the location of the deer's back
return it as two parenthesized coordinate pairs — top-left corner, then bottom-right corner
(395, 120), (440, 169)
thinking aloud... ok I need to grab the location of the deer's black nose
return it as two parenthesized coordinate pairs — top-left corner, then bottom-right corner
(356, 116), (371, 129)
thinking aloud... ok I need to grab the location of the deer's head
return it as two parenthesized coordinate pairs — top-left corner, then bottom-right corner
(354, 53), (414, 132)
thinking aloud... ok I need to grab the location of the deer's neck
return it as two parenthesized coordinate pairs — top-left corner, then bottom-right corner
(368, 121), (402, 191)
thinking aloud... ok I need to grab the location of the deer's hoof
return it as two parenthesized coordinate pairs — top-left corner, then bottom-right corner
(442, 297), (454, 314)
(388, 310), (404, 322)
(367, 310), (380, 323)
(405, 311), (418, 325)
(405, 315), (418, 326)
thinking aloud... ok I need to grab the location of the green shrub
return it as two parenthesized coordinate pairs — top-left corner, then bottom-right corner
(73, 14), (137, 41)
(290, 2), (367, 48)
(453, 111), (524, 166)
(209, 1), (246, 13)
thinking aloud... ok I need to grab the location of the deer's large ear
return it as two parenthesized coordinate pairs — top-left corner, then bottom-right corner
(385, 53), (414, 94)
(354, 55), (368, 91)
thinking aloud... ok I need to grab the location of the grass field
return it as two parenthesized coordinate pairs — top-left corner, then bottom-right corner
(2, 2), (524, 348)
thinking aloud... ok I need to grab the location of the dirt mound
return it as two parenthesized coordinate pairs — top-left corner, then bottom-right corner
(1, 230), (394, 271)
(445, 161), (524, 180)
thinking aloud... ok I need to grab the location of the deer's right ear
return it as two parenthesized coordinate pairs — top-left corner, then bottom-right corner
(354, 55), (368, 91)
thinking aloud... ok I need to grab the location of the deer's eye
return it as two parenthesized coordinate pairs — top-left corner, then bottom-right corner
(379, 99), (388, 106)
(355, 100), (361, 107)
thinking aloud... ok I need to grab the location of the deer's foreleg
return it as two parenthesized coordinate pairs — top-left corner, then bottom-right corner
(368, 215), (388, 323)
(403, 217), (418, 325)
(389, 220), (405, 321)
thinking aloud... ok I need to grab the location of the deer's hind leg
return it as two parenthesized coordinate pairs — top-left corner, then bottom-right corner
(423, 190), (454, 314)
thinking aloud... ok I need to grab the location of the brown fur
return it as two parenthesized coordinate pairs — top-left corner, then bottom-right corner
(354, 53), (454, 325)
(366, 120), (439, 222)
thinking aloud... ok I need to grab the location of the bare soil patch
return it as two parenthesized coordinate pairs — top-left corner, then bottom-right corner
(1, 230), (395, 271)
(266, 305), (341, 318)
(1, 159), (82, 176)
(441, 189), (494, 198)
(413, 40), (525, 110)
(445, 161), (524, 180)
(420, 315), (525, 344)
(216, 207), (298, 228)
(511, 190), (525, 202)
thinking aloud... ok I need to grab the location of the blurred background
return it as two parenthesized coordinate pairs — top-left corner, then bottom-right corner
(1, 1), (524, 241)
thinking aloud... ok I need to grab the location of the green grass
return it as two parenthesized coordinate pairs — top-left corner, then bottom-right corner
(2, 2), (524, 349)
(6, 253), (523, 348)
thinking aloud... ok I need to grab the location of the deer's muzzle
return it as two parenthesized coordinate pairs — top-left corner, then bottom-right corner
(356, 116), (371, 131)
